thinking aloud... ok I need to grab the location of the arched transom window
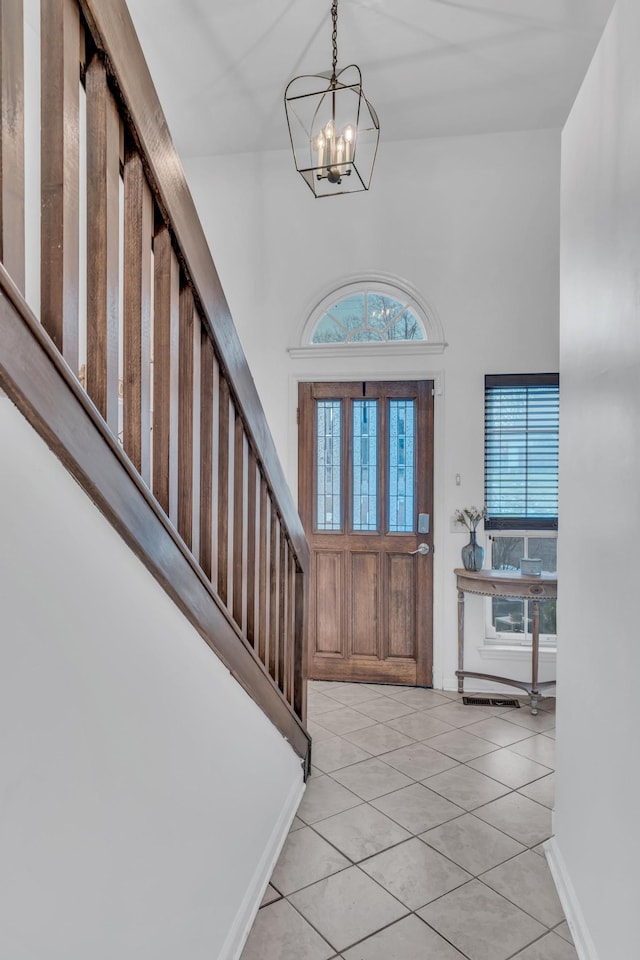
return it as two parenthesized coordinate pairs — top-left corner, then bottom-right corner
(313, 290), (425, 343)
(290, 277), (447, 358)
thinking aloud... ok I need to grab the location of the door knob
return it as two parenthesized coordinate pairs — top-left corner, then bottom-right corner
(410, 543), (430, 555)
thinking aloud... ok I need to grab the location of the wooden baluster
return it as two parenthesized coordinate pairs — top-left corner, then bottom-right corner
(288, 545), (296, 705)
(41, 0), (80, 368)
(294, 561), (308, 727)
(85, 52), (119, 432)
(0, 0), (25, 294)
(177, 283), (194, 549)
(217, 376), (230, 604)
(258, 475), (270, 669)
(269, 504), (279, 684)
(191, 313), (201, 558)
(279, 529), (287, 695)
(225, 396), (236, 605)
(122, 146), (152, 482)
(199, 333), (215, 579)
(152, 224), (179, 516)
(232, 412), (245, 627)
(245, 447), (258, 649)
(210, 354), (220, 586)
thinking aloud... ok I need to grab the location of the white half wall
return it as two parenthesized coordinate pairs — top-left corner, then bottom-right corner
(556, 0), (640, 956)
(185, 128), (560, 690)
(0, 396), (303, 960)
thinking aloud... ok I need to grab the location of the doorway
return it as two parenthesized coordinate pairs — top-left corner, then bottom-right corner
(298, 380), (434, 686)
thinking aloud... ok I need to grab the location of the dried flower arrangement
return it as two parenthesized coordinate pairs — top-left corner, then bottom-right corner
(454, 505), (487, 531)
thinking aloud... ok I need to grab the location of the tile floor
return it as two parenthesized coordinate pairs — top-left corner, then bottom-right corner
(241, 681), (575, 960)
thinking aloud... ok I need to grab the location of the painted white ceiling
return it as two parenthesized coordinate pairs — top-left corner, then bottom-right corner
(126, 0), (615, 160)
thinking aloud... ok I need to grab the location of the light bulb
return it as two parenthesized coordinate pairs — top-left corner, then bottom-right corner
(343, 124), (355, 164)
(314, 134), (326, 173)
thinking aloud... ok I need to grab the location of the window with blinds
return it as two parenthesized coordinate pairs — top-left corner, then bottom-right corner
(485, 373), (559, 531)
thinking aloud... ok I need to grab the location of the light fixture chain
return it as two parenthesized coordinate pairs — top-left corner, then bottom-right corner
(331, 0), (338, 85)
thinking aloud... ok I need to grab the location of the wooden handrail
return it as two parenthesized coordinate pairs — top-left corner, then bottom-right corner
(0, 0), (310, 769)
(0, 265), (310, 768)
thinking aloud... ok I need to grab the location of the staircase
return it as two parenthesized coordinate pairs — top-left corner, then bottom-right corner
(0, 0), (310, 771)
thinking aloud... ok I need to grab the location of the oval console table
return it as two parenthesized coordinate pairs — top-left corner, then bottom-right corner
(454, 568), (557, 714)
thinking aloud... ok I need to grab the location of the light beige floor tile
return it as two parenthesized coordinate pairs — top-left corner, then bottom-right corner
(240, 898), (334, 960)
(464, 716), (535, 747)
(436, 689), (464, 700)
(260, 883), (281, 907)
(512, 931), (578, 960)
(423, 764), (510, 810)
(289, 866), (408, 953)
(307, 719), (339, 743)
(360, 837), (472, 909)
(309, 693), (348, 717)
(352, 696), (416, 722)
(481, 850), (565, 926)
(427, 728), (500, 762)
(308, 680), (350, 691)
(325, 685), (385, 706)
(474, 792), (553, 846)
(421, 812), (525, 874)
(501, 709), (556, 733)
(542, 728), (557, 740)
(331, 757), (414, 800)
(371, 782), (465, 834)
(382, 742), (460, 780)
(420, 813), (525, 876)
(342, 914), (467, 960)
(319, 707), (379, 735)
(360, 683), (408, 696)
(423, 701), (493, 727)
(518, 773), (555, 809)
(387, 712), (456, 740)
(531, 842), (546, 857)
(343, 723), (415, 755)
(385, 687), (452, 709)
(417, 879), (546, 960)
(270, 826), (350, 895)
(289, 816), (305, 832)
(313, 802), (411, 861)
(509, 734), (556, 768)
(554, 921), (575, 944)
(467, 747), (552, 788)
(312, 737), (373, 774)
(297, 774), (362, 824)
(539, 696), (557, 712)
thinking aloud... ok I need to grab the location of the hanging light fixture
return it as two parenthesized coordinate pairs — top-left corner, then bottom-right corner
(284, 0), (380, 198)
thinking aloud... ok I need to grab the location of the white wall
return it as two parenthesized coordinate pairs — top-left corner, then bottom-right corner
(550, 1), (640, 956)
(0, 397), (303, 960)
(185, 128), (560, 689)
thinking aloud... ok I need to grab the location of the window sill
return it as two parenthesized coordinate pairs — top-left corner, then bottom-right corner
(288, 341), (448, 360)
(478, 644), (557, 661)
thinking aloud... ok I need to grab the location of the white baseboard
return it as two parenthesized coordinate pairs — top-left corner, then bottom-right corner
(222, 774), (306, 960)
(544, 837), (599, 960)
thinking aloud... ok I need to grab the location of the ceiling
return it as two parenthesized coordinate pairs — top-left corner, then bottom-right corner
(126, 0), (615, 160)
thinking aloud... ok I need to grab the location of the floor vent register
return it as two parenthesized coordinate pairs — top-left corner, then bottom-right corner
(462, 696), (520, 708)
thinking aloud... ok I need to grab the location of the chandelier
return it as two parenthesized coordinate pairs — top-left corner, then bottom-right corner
(284, 0), (380, 198)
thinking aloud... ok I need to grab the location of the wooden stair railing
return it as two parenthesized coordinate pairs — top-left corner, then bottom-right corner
(0, 0), (310, 772)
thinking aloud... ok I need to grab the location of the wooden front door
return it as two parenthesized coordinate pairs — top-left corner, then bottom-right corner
(298, 380), (434, 686)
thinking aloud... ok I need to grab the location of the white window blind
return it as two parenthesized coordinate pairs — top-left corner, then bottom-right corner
(485, 374), (559, 531)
